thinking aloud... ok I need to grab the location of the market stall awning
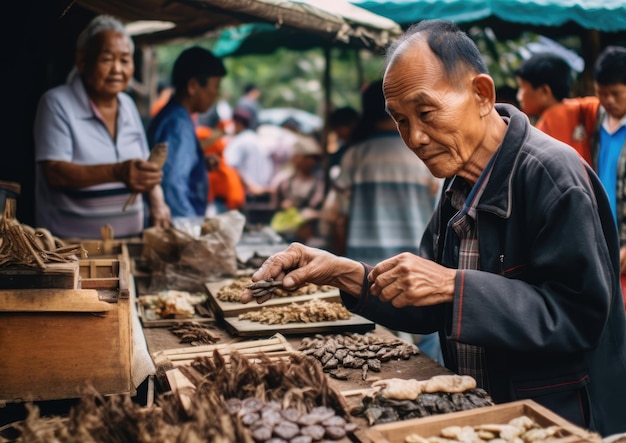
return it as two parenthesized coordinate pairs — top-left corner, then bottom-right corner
(76, 0), (402, 49)
(350, 0), (626, 32)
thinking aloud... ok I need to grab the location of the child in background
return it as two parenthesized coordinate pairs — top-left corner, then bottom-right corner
(271, 136), (325, 245)
(515, 52), (599, 164)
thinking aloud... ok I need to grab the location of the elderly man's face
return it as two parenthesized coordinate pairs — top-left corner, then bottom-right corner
(80, 30), (134, 99)
(383, 38), (486, 179)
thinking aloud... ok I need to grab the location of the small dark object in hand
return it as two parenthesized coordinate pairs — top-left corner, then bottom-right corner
(246, 278), (284, 301)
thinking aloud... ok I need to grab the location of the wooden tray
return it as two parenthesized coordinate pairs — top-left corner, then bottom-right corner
(222, 314), (375, 337)
(137, 292), (215, 328)
(365, 399), (601, 443)
(205, 278), (341, 319)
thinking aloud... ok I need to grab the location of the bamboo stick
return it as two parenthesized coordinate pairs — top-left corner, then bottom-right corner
(171, 355), (293, 367)
(157, 335), (284, 357)
(166, 345), (293, 361)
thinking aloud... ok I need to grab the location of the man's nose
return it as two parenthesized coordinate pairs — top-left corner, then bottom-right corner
(409, 125), (430, 147)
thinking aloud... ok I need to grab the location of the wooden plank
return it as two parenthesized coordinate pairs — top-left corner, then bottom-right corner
(155, 334), (290, 357)
(366, 400), (602, 443)
(81, 277), (120, 290)
(166, 368), (195, 412)
(0, 289), (111, 312)
(223, 314), (375, 337)
(0, 261), (80, 289)
(205, 278), (340, 318)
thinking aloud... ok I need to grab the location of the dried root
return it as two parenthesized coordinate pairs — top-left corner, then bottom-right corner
(0, 205), (82, 269)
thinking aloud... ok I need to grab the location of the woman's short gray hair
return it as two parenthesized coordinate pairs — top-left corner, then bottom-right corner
(76, 15), (134, 53)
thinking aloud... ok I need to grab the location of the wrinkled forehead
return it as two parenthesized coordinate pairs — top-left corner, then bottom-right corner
(87, 30), (132, 56)
(384, 36), (471, 100)
(383, 38), (443, 92)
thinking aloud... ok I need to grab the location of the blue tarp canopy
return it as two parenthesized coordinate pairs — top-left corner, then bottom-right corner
(351, 0), (626, 32)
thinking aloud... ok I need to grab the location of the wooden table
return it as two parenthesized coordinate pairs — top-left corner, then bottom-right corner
(142, 322), (452, 443)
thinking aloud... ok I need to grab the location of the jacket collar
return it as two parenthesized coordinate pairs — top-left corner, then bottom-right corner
(473, 104), (531, 219)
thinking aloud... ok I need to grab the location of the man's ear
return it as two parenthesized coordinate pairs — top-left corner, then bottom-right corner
(473, 73), (496, 117)
(186, 77), (199, 97)
(541, 84), (553, 99)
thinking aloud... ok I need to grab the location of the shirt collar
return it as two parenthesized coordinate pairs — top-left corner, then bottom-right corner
(68, 73), (131, 126)
(445, 149), (499, 219)
(601, 109), (626, 134)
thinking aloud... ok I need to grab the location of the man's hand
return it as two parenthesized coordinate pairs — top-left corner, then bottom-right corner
(205, 154), (220, 172)
(368, 253), (456, 307)
(239, 243), (363, 304)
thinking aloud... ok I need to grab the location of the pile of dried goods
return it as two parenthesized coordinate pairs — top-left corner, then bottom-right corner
(139, 290), (208, 319)
(7, 352), (356, 443)
(168, 322), (220, 345)
(403, 414), (599, 442)
(238, 299), (351, 324)
(0, 201), (82, 269)
(350, 375), (493, 425)
(299, 333), (419, 381)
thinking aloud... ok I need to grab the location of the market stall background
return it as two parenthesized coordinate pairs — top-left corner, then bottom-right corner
(1, 0), (400, 228)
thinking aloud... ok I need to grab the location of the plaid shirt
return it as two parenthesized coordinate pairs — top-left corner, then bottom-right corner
(444, 156), (497, 392)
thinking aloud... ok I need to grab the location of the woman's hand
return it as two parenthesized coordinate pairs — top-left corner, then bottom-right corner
(240, 243), (363, 304)
(148, 185), (171, 228)
(116, 159), (163, 193)
(368, 252), (456, 308)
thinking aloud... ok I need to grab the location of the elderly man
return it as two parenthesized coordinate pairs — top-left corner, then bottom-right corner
(241, 20), (626, 436)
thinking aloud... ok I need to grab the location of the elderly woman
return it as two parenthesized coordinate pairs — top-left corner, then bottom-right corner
(33, 15), (170, 239)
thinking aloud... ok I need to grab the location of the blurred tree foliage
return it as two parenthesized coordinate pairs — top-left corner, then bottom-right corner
(155, 38), (385, 117)
(154, 28), (583, 117)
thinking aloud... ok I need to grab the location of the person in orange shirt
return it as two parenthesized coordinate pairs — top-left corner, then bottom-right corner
(196, 121), (245, 214)
(515, 52), (599, 164)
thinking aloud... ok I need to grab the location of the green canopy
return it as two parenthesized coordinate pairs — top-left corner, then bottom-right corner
(351, 0), (626, 32)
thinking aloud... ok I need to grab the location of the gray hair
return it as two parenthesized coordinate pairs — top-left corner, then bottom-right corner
(76, 15), (134, 53)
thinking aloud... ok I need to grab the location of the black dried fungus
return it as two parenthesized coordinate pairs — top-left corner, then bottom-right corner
(298, 332), (419, 379)
(323, 357), (339, 370)
(352, 389), (494, 425)
(367, 358), (381, 371)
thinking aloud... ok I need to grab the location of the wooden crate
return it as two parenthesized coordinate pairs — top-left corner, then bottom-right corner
(0, 288), (132, 404)
(79, 240), (130, 299)
(0, 248), (134, 405)
(365, 400), (601, 443)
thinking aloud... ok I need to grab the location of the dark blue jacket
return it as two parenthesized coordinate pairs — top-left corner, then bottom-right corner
(342, 105), (626, 436)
